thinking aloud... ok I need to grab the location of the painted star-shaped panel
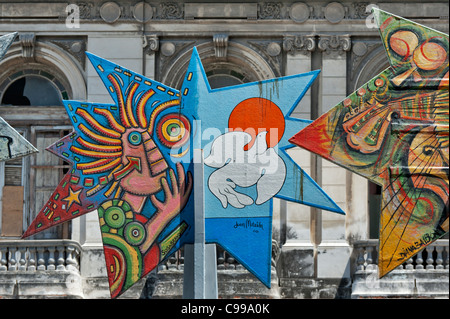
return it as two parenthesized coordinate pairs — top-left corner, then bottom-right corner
(290, 9), (448, 277)
(1, 32), (38, 161)
(181, 48), (344, 287)
(23, 53), (194, 298)
(23, 48), (343, 297)
(0, 32), (17, 59)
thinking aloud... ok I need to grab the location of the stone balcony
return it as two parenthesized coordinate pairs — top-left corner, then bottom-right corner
(0, 240), (83, 298)
(0, 239), (448, 299)
(351, 239), (449, 299)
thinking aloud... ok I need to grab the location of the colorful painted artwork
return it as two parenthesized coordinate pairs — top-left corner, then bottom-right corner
(23, 48), (344, 296)
(23, 53), (195, 298)
(181, 48), (344, 287)
(0, 32), (38, 161)
(289, 9), (448, 277)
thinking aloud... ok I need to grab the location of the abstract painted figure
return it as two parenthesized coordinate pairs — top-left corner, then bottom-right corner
(23, 53), (194, 298)
(24, 48), (344, 296)
(290, 9), (448, 277)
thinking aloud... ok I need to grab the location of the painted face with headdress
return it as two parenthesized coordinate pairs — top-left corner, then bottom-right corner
(23, 53), (194, 298)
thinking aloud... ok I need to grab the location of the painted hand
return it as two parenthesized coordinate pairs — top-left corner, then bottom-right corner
(150, 162), (193, 220)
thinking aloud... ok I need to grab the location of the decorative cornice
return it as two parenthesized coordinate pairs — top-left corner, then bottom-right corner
(2, 1), (447, 24)
(318, 35), (351, 57)
(56, 1), (393, 23)
(283, 35), (316, 55)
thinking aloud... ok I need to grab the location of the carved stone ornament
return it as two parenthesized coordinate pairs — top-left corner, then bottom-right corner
(49, 39), (87, 68)
(100, 2), (121, 23)
(352, 2), (371, 19)
(247, 40), (283, 76)
(323, 2), (347, 23)
(133, 2), (153, 22)
(283, 35), (316, 55)
(259, 2), (282, 19)
(213, 34), (229, 59)
(19, 33), (36, 60)
(266, 42), (282, 57)
(318, 35), (351, 57)
(144, 35), (159, 56)
(77, 2), (94, 19)
(158, 2), (183, 19)
(289, 2), (311, 23)
(349, 41), (383, 82)
(160, 42), (176, 57)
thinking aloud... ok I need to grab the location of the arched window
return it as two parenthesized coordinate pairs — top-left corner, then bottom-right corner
(159, 41), (277, 89)
(0, 40), (85, 240)
(2, 75), (64, 107)
(206, 66), (249, 89)
(0, 70), (72, 239)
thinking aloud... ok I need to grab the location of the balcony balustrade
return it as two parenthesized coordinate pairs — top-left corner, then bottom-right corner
(353, 239), (449, 272)
(0, 238), (447, 298)
(352, 239), (449, 298)
(0, 240), (81, 272)
(0, 240), (83, 298)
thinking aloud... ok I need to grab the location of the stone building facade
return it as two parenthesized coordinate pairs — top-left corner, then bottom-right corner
(0, 0), (448, 298)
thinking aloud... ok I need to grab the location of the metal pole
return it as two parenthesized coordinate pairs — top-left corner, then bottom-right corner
(183, 149), (218, 299)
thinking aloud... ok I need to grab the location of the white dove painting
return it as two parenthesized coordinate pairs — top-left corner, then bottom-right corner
(204, 130), (286, 209)
(180, 50), (343, 287)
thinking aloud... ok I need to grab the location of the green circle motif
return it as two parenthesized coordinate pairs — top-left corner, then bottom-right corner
(104, 206), (126, 229)
(124, 222), (146, 246)
(167, 123), (181, 137)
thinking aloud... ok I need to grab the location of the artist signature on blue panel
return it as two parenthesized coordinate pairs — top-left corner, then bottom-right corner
(234, 219), (264, 233)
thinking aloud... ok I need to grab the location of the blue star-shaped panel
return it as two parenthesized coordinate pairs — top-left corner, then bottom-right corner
(181, 48), (344, 287)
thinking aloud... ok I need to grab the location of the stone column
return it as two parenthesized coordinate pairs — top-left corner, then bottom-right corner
(283, 35), (315, 119)
(316, 35), (352, 279)
(144, 34), (158, 79)
(276, 36), (318, 284)
(318, 34), (369, 244)
(278, 35), (315, 246)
